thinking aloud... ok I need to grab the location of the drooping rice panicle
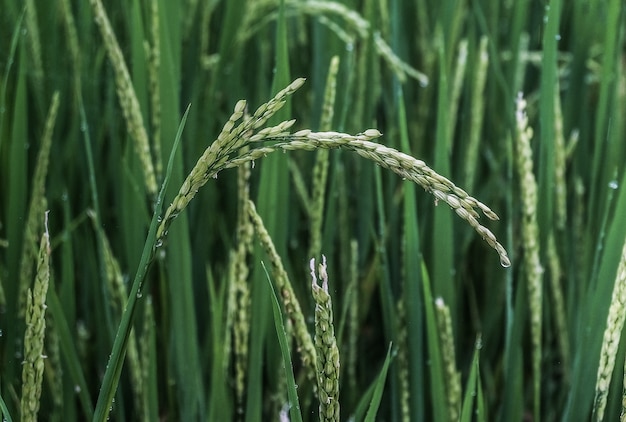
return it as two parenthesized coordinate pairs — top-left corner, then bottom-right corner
(156, 78), (305, 242)
(156, 79), (508, 274)
(227, 128), (509, 266)
(311, 256), (340, 422)
(20, 212), (51, 422)
(89, 0), (157, 197)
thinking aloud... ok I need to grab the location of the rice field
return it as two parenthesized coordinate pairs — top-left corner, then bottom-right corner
(1, 0), (625, 421)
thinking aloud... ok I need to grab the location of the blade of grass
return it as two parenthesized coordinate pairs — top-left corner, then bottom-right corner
(587, 0), (624, 226)
(422, 259), (448, 421)
(206, 267), (233, 422)
(537, 0), (560, 251)
(364, 342), (394, 422)
(93, 105), (189, 422)
(0, 8), (24, 150)
(0, 391), (13, 422)
(397, 83), (424, 422)
(263, 262), (304, 422)
(563, 170), (626, 420)
(373, 165), (401, 419)
(460, 337), (481, 422)
(431, 25), (455, 318)
(349, 342), (394, 421)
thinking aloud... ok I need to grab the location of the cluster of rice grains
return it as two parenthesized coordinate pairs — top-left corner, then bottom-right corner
(311, 257), (340, 422)
(155, 78), (509, 268)
(148, 77), (509, 420)
(20, 213), (51, 422)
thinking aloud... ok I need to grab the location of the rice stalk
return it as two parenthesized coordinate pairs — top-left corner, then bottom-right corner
(99, 230), (143, 418)
(20, 211), (50, 422)
(435, 297), (461, 421)
(43, 311), (62, 416)
(396, 299), (410, 422)
(0, 269), (6, 308)
(464, 36), (489, 191)
(346, 240), (359, 395)
(547, 232), (570, 381)
(553, 81), (567, 229)
(240, 1), (428, 86)
(229, 159), (254, 408)
(373, 32), (429, 85)
(309, 56), (339, 260)
(288, 158), (312, 216)
(311, 256), (340, 422)
(89, 0), (157, 197)
(140, 296), (156, 421)
(448, 38), (468, 150)
(148, 0), (162, 180)
(514, 93), (543, 418)
(18, 92), (59, 317)
(24, 0), (43, 91)
(241, 0), (370, 43)
(593, 240), (626, 421)
(248, 200), (317, 381)
(58, 0), (82, 101)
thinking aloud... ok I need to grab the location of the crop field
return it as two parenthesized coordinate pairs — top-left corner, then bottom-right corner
(1, 0), (625, 421)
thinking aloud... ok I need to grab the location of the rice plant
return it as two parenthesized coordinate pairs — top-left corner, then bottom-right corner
(1, 0), (625, 421)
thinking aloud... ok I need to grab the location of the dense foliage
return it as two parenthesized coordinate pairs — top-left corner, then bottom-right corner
(1, 0), (625, 421)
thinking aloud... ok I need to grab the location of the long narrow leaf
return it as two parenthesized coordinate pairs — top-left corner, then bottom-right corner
(263, 262), (303, 422)
(93, 105), (190, 422)
(364, 343), (394, 422)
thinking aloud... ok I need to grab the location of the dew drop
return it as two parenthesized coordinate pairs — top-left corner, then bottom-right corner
(555, 34), (561, 41)
(500, 255), (511, 268)
(136, 291), (143, 299)
(74, 385), (81, 393)
(609, 180), (618, 190)
(155, 239), (163, 248)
